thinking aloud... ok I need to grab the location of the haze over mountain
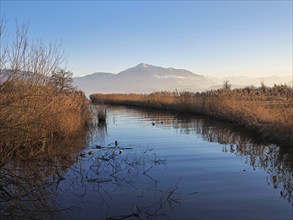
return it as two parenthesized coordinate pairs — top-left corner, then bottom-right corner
(73, 63), (292, 95)
(73, 63), (215, 95)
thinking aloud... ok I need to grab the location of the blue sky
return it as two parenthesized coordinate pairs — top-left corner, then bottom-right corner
(1, 1), (292, 77)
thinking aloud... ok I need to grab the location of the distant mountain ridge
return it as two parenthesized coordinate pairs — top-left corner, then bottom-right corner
(73, 63), (292, 95)
(73, 63), (214, 95)
(118, 63), (202, 78)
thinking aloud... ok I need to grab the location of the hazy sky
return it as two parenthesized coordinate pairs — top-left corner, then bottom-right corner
(1, 1), (292, 77)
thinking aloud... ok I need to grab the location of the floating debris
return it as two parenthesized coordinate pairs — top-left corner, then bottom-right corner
(96, 145), (117, 149)
(88, 151), (95, 155)
(99, 157), (110, 161)
(79, 153), (86, 157)
(120, 147), (133, 150)
(87, 177), (112, 183)
(119, 149), (123, 154)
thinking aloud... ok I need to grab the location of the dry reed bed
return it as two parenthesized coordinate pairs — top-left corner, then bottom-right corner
(90, 85), (293, 146)
(0, 21), (91, 164)
(0, 82), (90, 163)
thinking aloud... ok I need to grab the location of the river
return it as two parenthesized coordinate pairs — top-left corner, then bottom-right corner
(1, 105), (292, 219)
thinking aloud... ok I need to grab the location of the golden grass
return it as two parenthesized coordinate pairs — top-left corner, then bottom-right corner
(90, 85), (293, 146)
(0, 21), (91, 164)
(0, 82), (90, 163)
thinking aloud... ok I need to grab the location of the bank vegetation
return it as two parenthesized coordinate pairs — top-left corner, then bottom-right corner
(0, 21), (90, 164)
(90, 83), (293, 146)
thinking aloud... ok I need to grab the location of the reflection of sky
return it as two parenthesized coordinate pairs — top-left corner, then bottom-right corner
(70, 106), (292, 219)
(2, 108), (291, 219)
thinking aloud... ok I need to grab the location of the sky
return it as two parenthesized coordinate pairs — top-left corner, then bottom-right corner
(0, 1), (292, 78)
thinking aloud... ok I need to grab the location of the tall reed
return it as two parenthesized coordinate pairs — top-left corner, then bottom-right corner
(0, 20), (90, 164)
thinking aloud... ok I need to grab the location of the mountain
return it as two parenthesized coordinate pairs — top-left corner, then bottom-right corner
(73, 64), (292, 95)
(73, 63), (215, 95)
(118, 63), (198, 78)
(0, 69), (50, 84)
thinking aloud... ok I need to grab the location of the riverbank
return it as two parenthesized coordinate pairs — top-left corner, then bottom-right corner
(0, 82), (90, 162)
(90, 85), (293, 146)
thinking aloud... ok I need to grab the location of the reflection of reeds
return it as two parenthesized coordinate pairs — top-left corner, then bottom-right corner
(106, 180), (179, 220)
(0, 138), (177, 219)
(97, 106), (107, 123)
(0, 132), (87, 219)
(223, 143), (293, 207)
(90, 85), (293, 146)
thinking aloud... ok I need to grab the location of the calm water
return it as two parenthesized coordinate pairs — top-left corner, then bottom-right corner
(1, 105), (292, 219)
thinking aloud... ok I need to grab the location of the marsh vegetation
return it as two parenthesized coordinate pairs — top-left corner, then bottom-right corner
(0, 21), (90, 165)
(90, 84), (293, 146)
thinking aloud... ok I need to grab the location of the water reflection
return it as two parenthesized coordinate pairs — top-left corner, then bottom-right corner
(0, 118), (179, 219)
(222, 144), (292, 206)
(1, 105), (292, 219)
(104, 106), (293, 207)
(172, 115), (293, 207)
(0, 133), (87, 219)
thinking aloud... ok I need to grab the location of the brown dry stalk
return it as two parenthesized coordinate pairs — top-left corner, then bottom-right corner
(0, 20), (90, 164)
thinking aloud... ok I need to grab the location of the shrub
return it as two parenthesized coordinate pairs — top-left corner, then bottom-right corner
(0, 20), (90, 164)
